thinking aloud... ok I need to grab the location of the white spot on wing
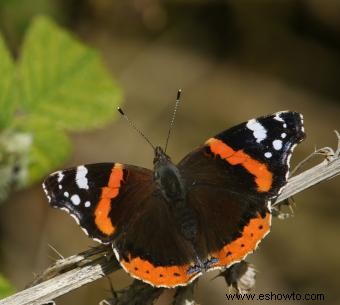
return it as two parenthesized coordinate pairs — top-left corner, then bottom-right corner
(58, 184), (62, 190)
(273, 139), (283, 150)
(274, 112), (285, 122)
(71, 194), (81, 205)
(281, 133), (287, 138)
(264, 152), (272, 158)
(64, 191), (69, 198)
(84, 201), (91, 208)
(76, 165), (89, 190)
(246, 119), (267, 143)
(57, 171), (64, 183)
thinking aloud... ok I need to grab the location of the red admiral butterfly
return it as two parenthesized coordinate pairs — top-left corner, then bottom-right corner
(43, 97), (305, 287)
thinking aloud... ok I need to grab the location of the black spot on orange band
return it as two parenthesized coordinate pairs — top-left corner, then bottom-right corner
(120, 255), (199, 287)
(210, 212), (271, 269)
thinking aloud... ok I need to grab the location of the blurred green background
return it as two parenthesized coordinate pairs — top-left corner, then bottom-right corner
(0, 0), (339, 304)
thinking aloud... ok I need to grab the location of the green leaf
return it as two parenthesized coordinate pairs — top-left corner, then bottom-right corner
(0, 274), (14, 298)
(14, 117), (71, 183)
(18, 16), (122, 131)
(30, 127), (71, 183)
(9, 16), (122, 183)
(0, 34), (16, 129)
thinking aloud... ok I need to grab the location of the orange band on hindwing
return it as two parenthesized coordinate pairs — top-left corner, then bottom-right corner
(206, 138), (273, 192)
(210, 212), (271, 268)
(94, 163), (124, 235)
(120, 255), (197, 287)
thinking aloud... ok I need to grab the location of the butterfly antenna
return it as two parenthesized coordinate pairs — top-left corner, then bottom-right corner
(164, 89), (182, 153)
(117, 107), (155, 150)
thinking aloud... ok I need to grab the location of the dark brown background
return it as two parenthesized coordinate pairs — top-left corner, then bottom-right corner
(0, 1), (339, 304)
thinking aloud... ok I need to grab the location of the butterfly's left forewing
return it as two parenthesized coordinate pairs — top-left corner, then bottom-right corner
(43, 163), (154, 243)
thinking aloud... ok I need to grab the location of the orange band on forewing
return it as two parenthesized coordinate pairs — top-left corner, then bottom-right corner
(95, 163), (123, 235)
(206, 138), (273, 192)
(120, 256), (197, 287)
(210, 212), (271, 268)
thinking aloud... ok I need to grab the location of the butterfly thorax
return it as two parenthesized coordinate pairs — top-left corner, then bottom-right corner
(154, 146), (198, 243)
(153, 146), (186, 203)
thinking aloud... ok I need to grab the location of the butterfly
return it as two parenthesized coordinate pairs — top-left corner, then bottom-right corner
(43, 104), (305, 288)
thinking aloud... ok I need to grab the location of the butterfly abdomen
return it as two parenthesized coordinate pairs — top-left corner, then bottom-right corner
(174, 204), (198, 243)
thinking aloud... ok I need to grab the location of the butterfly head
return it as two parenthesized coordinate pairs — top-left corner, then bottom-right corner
(153, 146), (185, 202)
(153, 146), (171, 166)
